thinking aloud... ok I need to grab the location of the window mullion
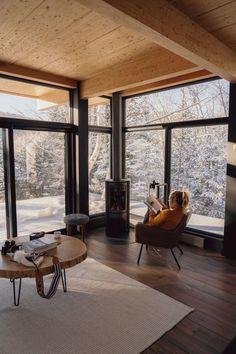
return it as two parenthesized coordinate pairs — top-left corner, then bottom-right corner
(3, 127), (17, 237)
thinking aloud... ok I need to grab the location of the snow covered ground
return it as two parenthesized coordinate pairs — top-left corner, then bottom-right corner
(130, 200), (224, 236)
(0, 196), (224, 242)
(0, 195), (65, 240)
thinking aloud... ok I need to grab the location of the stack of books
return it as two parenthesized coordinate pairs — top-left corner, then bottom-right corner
(22, 235), (58, 253)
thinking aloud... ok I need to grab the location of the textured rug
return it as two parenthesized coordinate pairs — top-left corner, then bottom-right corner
(0, 258), (193, 354)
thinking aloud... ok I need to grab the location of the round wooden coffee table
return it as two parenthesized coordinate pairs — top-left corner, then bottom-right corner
(0, 235), (87, 306)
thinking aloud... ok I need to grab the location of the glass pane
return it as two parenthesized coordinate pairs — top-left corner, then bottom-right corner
(88, 97), (111, 126)
(126, 130), (165, 219)
(126, 79), (229, 126)
(171, 125), (228, 236)
(0, 129), (7, 240)
(89, 132), (110, 214)
(14, 130), (65, 236)
(0, 77), (70, 122)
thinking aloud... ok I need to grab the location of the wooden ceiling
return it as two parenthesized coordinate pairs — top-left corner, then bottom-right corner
(0, 0), (236, 99)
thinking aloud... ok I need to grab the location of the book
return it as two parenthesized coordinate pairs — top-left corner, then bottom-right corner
(144, 195), (163, 215)
(22, 235), (57, 253)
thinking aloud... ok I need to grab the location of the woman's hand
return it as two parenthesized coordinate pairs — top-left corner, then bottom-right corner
(149, 210), (157, 217)
(157, 198), (168, 209)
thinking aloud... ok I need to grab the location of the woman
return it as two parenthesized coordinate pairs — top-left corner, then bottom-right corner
(146, 190), (190, 230)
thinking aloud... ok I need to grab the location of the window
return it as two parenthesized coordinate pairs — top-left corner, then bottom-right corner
(88, 97), (111, 215)
(89, 132), (110, 214)
(126, 79), (229, 126)
(88, 97), (111, 127)
(125, 78), (229, 237)
(126, 130), (165, 218)
(171, 125), (228, 236)
(0, 76), (71, 238)
(14, 130), (66, 236)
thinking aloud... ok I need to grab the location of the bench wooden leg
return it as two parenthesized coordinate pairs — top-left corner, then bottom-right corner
(67, 225), (77, 236)
(81, 225), (87, 242)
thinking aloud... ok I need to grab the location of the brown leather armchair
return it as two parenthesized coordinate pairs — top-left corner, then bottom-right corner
(135, 211), (191, 269)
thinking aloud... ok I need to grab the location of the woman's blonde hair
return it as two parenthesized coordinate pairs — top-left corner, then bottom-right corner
(169, 190), (190, 210)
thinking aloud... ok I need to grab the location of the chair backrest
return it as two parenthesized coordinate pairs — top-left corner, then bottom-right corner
(174, 210), (191, 234)
(135, 210), (192, 248)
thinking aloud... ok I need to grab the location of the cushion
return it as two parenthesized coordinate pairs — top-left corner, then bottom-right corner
(64, 213), (89, 226)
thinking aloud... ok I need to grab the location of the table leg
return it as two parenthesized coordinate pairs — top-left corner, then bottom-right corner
(61, 268), (67, 292)
(10, 278), (22, 306)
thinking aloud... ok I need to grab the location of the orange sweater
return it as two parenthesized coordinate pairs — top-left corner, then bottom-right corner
(148, 208), (185, 230)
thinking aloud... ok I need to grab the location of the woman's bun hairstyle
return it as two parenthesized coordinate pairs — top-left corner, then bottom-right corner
(170, 190), (190, 210)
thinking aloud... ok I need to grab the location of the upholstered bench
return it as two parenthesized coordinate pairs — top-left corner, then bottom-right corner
(64, 213), (89, 242)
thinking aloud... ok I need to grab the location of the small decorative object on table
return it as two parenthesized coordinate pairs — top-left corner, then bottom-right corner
(29, 232), (45, 240)
(54, 231), (62, 241)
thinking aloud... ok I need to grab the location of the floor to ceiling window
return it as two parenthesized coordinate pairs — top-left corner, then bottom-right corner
(14, 130), (66, 236)
(0, 76), (71, 240)
(88, 97), (111, 215)
(171, 125), (228, 236)
(125, 129), (165, 219)
(125, 78), (229, 237)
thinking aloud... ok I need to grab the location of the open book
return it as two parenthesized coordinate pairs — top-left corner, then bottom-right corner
(144, 195), (163, 215)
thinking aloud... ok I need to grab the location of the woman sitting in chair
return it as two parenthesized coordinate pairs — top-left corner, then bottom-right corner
(146, 190), (190, 230)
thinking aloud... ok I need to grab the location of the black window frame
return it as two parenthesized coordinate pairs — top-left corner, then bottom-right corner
(123, 77), (229, 240)
(0, 74), (76, 238)
(88, 96), (112, 218)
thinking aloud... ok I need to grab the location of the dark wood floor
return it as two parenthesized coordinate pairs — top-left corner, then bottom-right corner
(85, 227), (236, 354)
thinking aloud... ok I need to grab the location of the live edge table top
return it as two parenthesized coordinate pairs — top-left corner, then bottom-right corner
(0, 235), (87, 279)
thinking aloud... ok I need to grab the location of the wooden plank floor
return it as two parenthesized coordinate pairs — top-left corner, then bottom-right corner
(85, 227), (236, 354)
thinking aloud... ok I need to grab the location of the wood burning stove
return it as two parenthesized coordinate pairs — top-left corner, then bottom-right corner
(105, 179), (130, 236)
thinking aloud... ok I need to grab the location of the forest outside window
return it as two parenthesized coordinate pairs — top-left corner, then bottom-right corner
(0, 77), (71, 240)
(89, 132), (110, 215)
(88, 97), (111, 215)
(14, 130), (66, 236)
(126, 130), (165, 220)
(126, 79), (229, 126)
(125, 78), (229, 237)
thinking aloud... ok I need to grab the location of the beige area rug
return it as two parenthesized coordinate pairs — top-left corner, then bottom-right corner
(0, 258), (193, 354)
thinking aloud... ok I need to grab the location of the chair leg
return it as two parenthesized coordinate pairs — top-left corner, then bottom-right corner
(170, 248), (181, 270)
(177, 245), (183, 254)
(137, 244), (144, 264)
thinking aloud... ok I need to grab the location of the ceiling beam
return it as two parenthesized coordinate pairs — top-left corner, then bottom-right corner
(122, 69), (214, 97)
(0, 62), (77, 88)
(80, 48), (199, 98)
(76, 0), (236, 82)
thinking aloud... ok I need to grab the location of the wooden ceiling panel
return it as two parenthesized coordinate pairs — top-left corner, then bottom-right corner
(213, 23), (236, 51)
(169, 0), (236, 53)
(168, 0), (232, 18)
(1, 0), (236, 97)
(77, 0), (236, 81)
(0, 0), (41, 41)
(15, 11), (119, 70)
(195, 2), (236, 33)
(40, 35), (157, 79)
(0, 0), (90, 63)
